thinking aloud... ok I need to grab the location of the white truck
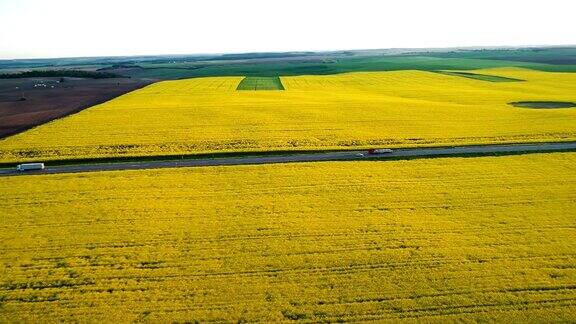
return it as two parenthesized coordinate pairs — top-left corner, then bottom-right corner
(16, 163), (45, 172)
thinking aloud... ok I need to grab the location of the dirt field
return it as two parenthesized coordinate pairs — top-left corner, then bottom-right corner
(0, 77), (153, 138)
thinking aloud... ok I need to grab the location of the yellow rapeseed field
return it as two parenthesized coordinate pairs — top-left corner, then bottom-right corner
(1, 153), (575, 322)
(0, 68), (575, 162)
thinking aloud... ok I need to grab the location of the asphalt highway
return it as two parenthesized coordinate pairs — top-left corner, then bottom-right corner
(1, 141), (575, 177)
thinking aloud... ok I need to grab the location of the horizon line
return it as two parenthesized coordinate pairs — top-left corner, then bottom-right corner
(1, 44), (575, 62)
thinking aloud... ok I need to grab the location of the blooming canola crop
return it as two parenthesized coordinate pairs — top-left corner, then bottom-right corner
(0, 68), (575, 162)
(0, 153), (575, 321)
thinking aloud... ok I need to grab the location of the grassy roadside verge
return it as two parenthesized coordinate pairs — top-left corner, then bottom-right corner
(0, 149), (342, 168)
(364, 147), (576, 163)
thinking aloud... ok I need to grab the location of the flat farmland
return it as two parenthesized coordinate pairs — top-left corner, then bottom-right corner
(0, 77), (152, 138)
(237, 76), (285, 90)
(0, 153), (575, 322)
(0, 68), (575, 162)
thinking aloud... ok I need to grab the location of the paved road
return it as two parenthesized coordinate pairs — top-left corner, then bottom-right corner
(1, 142), (576, 177)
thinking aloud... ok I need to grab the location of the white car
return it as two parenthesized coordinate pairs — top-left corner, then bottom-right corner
(368, 148), (393, 154)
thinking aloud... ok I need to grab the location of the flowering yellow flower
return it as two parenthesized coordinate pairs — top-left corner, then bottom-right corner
(0, 68), (574, 163)
(0, 153), (574, 322)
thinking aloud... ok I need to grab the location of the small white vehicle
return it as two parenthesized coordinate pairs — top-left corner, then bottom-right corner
(16, 163), (45, 172)
(368, 148), (393, 154)
(355, 153), (364, 157)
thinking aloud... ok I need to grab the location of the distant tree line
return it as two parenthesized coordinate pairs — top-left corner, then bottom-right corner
(0, 70), (122, 79)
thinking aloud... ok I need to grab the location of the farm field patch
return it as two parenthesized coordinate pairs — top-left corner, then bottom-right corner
(0, 153), (575, 321)
(0, 68), (575, 162)
(0, 78), (152, 138)
(123, 54), (576, 79)
(236, 76), (285, 90)
(510, 101), (576, 109)
(434, 70), (523, 82)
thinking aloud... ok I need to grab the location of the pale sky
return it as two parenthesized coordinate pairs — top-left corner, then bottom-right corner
(0, 0), (574, 59)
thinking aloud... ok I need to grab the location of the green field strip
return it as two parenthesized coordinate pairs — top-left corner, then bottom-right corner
(435, 70), (524, 82)
(236, 76), (285, 90)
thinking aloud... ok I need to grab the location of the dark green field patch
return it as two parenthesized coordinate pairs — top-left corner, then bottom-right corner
(435, 71), (524, 82)
(236, 77), (285, 90)
(509, 101), (576, 109)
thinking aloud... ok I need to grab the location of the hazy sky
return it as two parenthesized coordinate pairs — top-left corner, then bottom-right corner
(0, 0), (574, 59)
